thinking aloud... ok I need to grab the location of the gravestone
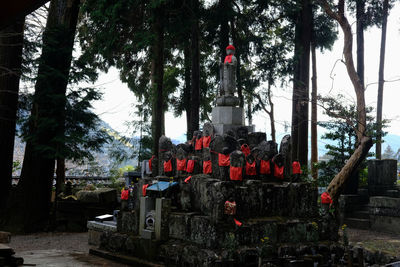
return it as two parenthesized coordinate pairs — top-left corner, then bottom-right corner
(368, 159), (397, 196)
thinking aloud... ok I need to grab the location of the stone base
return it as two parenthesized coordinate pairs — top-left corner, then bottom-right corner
(216, 95), (240, 106)
(213, 124), (255, 136)
(212, 106), (244, 125)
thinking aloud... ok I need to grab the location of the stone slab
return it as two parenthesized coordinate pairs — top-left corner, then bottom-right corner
(212, 106), (245, 125)
(141, 229), (155, 240)
(0, 232), (11, 244)
(87, 221), (117, 232)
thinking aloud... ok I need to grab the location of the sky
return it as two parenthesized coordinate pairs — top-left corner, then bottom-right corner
(92, 4), (400, 151)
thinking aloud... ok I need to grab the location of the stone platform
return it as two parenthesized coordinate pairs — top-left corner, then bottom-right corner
(211, 106), (254, 135)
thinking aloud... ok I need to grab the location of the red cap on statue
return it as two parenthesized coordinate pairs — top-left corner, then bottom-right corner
(226, 45), (235, 51)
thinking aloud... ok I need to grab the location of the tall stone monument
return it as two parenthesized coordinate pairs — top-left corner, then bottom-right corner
(212, 45), (254, 135)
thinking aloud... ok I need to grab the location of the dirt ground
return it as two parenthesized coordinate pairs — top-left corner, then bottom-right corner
(7, 228), (400, 266)
(9, 232), (128, 266)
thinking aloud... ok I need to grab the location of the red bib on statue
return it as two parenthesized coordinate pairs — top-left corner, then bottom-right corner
(202, 136), (211, 148)
(164, 159), (172, 172)
(274, 164), (284, 179)
(246, 161), (257, 175)
(121, 189), (129, 200)
(241, 144), (250, 157)
(218, 153), (230, 166)
(321, 192), (333, 204)
(260, 160), (271, 174)
(195, 137), (203, 151)
(176, 158), (187, 171)
(149, 155), (155, 171)
(186, 159), (195, 173)
(224, 55), (233, 63)
(292, 161), (302, 174)
(230, 166), (243, 181)
(142, 184), (149, 197)
(203, 160), (212, 174)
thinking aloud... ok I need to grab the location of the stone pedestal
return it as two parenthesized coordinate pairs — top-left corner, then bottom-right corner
(212, 106), (254, 135)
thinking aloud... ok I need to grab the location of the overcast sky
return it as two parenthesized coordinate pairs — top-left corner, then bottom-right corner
(91, 4), (400, 147)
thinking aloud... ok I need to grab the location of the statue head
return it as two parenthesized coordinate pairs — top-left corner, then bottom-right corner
(226, 45), (235, 55)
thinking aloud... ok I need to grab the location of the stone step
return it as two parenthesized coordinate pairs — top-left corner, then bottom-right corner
(344, 218), (371, 230)
(350, 210), (370, 219)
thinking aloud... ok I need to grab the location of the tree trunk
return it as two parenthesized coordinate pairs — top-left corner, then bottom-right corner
(267, 82), (276, 143)
(376, 0), (389, 160)
(311, 42), (318, 181)
(0, 18), (24, 210)
(150, 5), (165, 171)
(219, 0), (230, 63)
(55, 157), (65, 196)
(318, 0), (370, 201)
(183, 41), (192, 140)
(189, 0), (200, 135)
(291, 0), (312, 166)
(230, 18), (243, 108)
(14, 0), (80, 232)
(356, 0), (365, 88)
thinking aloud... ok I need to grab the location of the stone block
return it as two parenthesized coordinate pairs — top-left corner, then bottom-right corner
(88, 229), (102, 246)
(87, 220), (117, 232)
(0, 232), (11, 244)
(141, 229), (155, 239)
(369, 196), (400, 217)
(213, 124), (255, 136)
(368, 159), (397, 196)
(117, 211), (138, 234)
(155, 197), (171, 241)
(76, 188), (117, 204)
(212, 106), (244, 125)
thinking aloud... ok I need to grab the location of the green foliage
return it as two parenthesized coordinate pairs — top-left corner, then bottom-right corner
(12, 161), (21, 174)
(317, 95), (388, 186)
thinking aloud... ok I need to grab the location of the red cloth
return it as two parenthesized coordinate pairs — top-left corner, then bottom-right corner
(195, 137), (203, 151)
(274, 164), (284, 179)
(164, 159), (172, 173)
(233, 218), (242, 227)
(202, 136), (211, 148)
(292, 161), (302, 174)
(186, 159), (195, 173)
(260, 160), (271, 174)
(176, 158), (187, 171)
(241, 144), (250, 157)
(226, 45), (235, 51)
(184, 176), (192, 183)
(203, 160), (212, 174)
(121, 189), (129, 200)
(321, 192), (333, 204)
(148, 155), (155, 171)
(230, 166), (243, 181)
(142, 184), (149, 197)
(218, 153), (230, 166)
(246, 161), (257, 175)
(224, 55), (233, 63)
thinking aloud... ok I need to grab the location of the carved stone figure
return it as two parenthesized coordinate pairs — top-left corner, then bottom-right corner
(176, 147), (188, 176)
(279, 134), (292, 181)
(159, 135), (174, 176)
(216, 45), (240, 106)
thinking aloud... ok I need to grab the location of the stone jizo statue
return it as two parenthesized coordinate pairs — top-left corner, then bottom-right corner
(217, 45), (239, 106)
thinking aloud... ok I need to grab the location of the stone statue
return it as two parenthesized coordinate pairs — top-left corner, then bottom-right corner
(217, 45), (240, 106)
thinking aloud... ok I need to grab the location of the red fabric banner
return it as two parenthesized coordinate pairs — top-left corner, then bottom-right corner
(203, 160), (212, 174)
(164, 159), (172, 173)
(241, 144), (250, 157)
(260, 159), (271, 174)
(176, 158), (187, 171)
(246, 161), (257, 175)
(274, 164), (284, 179)
(202, 136), (211, 148)
(195, 137), (203, 151)
(230, 166), (243, 181)
(292, 161), (302, 174)
(186, 159), (195, 173)
(218, 153), (230, 166)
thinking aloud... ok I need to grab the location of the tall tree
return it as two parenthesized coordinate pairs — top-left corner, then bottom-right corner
(318, 0), (373, 203)
(14, 0), (80, 231)
(291, 0), (312, 167)
(356, 0), (365, 87)
(189, 0), (200, 138)
(0, 18), (24, 210)
(376, 0), (389, 159)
